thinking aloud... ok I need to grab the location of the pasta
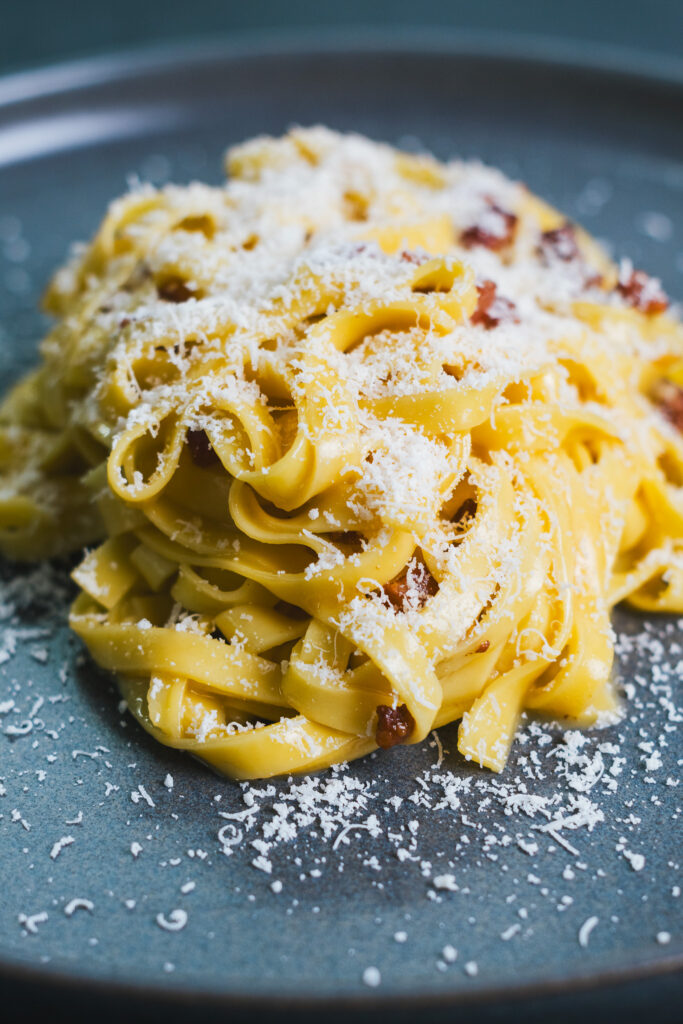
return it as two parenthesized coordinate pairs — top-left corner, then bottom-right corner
(1, 127), (682, 780)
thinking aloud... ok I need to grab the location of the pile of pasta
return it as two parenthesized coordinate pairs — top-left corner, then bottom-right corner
(2, 127), (683, 779)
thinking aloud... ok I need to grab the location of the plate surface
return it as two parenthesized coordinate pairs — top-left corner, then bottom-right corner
(0, 34), (682, 1015)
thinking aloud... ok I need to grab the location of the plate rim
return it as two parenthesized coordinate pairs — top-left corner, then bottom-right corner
(0, 28), (681, 1011)
(0, 26), (682, 111)
(0, 940), (680, 1014)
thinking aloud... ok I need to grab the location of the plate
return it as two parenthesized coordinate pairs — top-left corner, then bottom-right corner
(0, 32), (682, 1021)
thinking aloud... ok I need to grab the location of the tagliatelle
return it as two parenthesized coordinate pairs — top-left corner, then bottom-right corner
(1, 127), (682, 780)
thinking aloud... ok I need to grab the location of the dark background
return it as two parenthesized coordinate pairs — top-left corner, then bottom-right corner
(1, 0), (681, 75)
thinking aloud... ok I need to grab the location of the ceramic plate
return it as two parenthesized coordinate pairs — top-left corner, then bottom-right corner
(0, 32), (681, 1021)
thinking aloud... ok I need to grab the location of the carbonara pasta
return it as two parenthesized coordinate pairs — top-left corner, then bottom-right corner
(1, 127), (682, 779)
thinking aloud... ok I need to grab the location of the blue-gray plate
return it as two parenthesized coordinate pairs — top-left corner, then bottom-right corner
(0, 32), (681, 1023)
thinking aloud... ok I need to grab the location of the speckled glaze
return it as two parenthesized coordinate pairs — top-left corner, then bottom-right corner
(0, 35), (681, 1021)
